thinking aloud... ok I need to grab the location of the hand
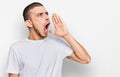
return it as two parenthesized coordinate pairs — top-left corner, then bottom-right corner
(49, 13), (69, 38)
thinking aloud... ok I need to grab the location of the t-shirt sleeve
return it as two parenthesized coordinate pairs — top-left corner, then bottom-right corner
(62, 42), (73, 57)
(6, 46), (21, 74)
(55, 38), (73, 58)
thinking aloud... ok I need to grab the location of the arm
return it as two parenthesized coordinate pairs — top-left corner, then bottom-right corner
(63, 33), (91, 64)
(9, 73), (19, 77)
(50, 13), (91, 64)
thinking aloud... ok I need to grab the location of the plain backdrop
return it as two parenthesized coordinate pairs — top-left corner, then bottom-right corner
(0, 0), (120, 77)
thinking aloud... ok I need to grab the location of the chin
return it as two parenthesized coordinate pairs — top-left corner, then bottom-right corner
(40, 34), (48, 38)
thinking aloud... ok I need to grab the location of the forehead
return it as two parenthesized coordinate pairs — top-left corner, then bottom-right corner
(29, 6), (47, 14)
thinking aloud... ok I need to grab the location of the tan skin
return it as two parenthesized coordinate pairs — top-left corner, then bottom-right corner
(9, 6), (91, 77)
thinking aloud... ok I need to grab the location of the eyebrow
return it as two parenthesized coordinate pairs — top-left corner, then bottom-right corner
(37, 12), (49, 16)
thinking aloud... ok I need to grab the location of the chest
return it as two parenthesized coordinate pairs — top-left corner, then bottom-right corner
(19, 44), (61, 71)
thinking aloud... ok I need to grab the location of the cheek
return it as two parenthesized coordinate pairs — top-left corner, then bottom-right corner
(34, 19), (46, 26)
(38, 17), (46, 23)
(34, 25), (43, 31)
(32, 18), (45, 31)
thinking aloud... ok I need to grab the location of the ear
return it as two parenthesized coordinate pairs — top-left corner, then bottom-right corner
(25, 20), (33, 28)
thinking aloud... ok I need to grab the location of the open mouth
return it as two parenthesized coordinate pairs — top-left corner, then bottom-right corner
(45, 23), (50, 29)
(44, 23), (50, 34)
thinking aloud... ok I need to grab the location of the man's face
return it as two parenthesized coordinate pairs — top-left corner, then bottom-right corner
(29, 6), (50, 38)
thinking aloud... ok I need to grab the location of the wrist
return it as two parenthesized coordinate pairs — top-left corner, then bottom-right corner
(62, 33), (71, 40)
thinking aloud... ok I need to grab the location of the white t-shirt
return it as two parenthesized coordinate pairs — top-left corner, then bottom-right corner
(6, 36), (73, 77)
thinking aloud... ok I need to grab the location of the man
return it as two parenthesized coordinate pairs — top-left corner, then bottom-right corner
(6, 2), (91, 77)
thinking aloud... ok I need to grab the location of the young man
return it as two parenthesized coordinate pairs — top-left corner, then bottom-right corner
(6, 2), (91, 77)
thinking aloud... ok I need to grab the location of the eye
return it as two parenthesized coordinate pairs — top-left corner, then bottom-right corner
(38, 13), (43, 16)
(45, 12), (48, 15)
(40, 13), (43, 16)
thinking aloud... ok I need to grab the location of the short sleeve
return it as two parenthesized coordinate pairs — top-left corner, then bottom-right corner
(61, 41), (73, 58)
(6, 46), (21, 74)
(55, 38), (73, 58)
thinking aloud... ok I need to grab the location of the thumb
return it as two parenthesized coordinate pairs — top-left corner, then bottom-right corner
(49, 30), (55, 35)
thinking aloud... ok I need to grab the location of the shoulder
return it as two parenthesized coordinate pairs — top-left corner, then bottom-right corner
(47, 35), (68, 46)
(47, 35), (63, 42)
(9, 39), (26, 51)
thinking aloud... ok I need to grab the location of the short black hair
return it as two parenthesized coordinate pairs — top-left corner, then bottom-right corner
(23, 2), (43, 21)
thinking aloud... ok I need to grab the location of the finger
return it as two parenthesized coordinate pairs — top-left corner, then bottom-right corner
(52, 13), (58, 24)
(54, 14), (59, 23)
(55, 14), (63, 24)
(52, 15), (57, 28)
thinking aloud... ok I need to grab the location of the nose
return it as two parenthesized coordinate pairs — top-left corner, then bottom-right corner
(44, 13), (49, 20)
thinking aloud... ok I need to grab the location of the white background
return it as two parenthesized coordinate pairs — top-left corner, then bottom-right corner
(0, 0), (120, 77)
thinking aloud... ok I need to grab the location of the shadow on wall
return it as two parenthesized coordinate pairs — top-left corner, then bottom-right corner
(62, 58), (92, 77)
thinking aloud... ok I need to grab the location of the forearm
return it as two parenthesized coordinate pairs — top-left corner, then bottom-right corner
(51, 13), (91, 63)
(9, 73), (19, 77)
(63, 33), (91, 62)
